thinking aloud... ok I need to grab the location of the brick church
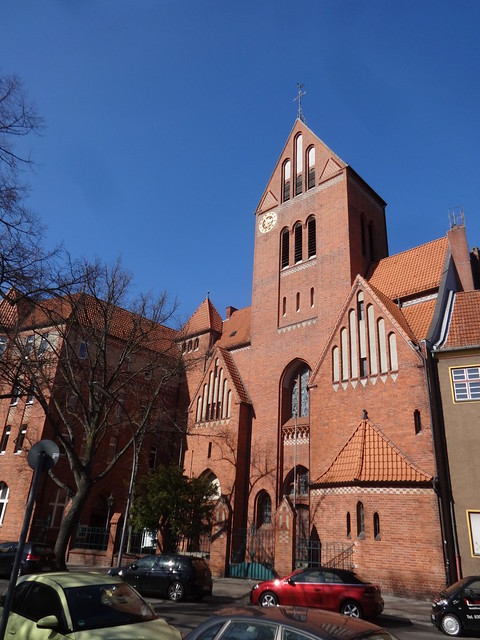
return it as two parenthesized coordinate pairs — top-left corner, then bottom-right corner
(180, 118), (478, 597)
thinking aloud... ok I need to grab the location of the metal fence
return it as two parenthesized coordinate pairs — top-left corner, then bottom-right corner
(296, 539), (354, 570)
(72, 525), (109, 550)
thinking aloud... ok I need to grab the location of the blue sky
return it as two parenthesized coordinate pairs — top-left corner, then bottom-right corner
(2, 1), (479, 326)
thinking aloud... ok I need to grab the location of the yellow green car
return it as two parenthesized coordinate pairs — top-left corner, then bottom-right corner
(0, 571), (182, 640)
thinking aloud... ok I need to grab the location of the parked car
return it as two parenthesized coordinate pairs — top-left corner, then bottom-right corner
(0, 571), (182, 640)
(250, 567), (384, 619)
(0, 541), (56, 577)
(431, 575), (480, 636)
(185, 605), (399, 640)
(109, 554), (213, 602)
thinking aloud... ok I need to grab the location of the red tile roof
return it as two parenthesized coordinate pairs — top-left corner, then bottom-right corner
(217, 306), (251, 349)
(180, 296), (223, 337)
(401, 298), (438, 341)
(443, 290), (480, 348)
(368, 237), (448, 301)
(312, 417), (432, 485)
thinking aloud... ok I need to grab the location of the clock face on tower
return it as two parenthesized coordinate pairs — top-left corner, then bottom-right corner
(258, 210), (277, 234)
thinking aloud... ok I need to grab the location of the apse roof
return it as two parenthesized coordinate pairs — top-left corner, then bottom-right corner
(312, 415), (432, 485)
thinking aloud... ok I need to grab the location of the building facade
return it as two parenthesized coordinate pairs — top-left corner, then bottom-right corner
(181, 120), (479, 597)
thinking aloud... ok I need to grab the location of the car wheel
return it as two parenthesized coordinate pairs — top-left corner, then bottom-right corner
(340, 600), (363, 618)
(440, 613), (462, 637)
(168, 581), (185, 602)
(259, 591), (278, 607)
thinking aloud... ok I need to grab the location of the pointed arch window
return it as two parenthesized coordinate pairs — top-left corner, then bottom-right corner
(291, 366), (310, 418)
(282, 160), (291, 202)
(256, 491), (272, 527)
(357, 501), (365, 539)
(294, 223), (303, 263)
(295, 134), (303, 196)
(281, 229), (290, 269)
(389, 333), (398, 371)
(307, 146), (315, 189)
(0, 482), (9, 525)
(307, 217), (316, 258)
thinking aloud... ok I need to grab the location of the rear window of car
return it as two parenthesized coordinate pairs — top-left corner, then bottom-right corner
(30, 544), (54, 555)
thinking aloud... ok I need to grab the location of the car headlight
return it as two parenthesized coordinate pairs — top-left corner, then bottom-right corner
(433, 597), (448, 606)
(252, 584), (259, 590)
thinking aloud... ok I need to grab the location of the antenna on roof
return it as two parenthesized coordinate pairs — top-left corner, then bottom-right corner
(448, 207), (464, 229)
(294, 83), (306, 123)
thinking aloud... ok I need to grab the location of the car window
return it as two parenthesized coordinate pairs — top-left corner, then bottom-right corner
(135, 556), (156, 569)
(464, 580), (480, 602)
(17, 582), (65, 629)
(292, 570), (323, 584)
(323, 571), (344, 584)
(9, 581), (31, 614)
(195, 620), (226, 640)
(283, 629), (316, 640)
(221, 620), (277, 640)
(0, 543), (16, 553)
(65, 581), (156, 632)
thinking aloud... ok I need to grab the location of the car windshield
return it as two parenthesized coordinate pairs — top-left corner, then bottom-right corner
(64, 581), (157, 631)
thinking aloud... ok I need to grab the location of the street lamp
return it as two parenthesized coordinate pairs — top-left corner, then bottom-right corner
(93, 382), (136, 568)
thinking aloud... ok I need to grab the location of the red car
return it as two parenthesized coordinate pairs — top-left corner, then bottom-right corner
(250, 567), (384, 619)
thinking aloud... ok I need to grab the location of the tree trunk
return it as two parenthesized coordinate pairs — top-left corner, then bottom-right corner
(54, 480), (91, 570)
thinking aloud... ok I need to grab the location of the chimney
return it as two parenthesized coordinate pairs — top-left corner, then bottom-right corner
(447, 224), (475, 292)
(226, 305), (237, 319)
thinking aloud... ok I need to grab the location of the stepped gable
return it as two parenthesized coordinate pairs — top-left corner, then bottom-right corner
(443, 290), (480, 348)
(312, 415), (432, 486)
(180, 296), (223, 338)
(368, 237), (449, 301)
(217, 306), (251, 350)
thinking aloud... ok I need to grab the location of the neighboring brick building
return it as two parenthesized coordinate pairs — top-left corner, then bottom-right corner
(0, 291), (183, 562)
(181, 119), (479, 597)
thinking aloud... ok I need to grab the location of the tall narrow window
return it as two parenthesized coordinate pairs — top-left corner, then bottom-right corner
(357, 293), (367, 377)
(0, 337), (7, 359)
(14, 426), (27, 453)
(10, 383), (21, 406)
(346, 512), (351, 539)
(24, 335), (34, 357)
(374, 512), (381, 540)
(294, 223), (302, 263)
(207, 442), (212, 459)
(256, 491), (272, 527)
(291, 366), (310, 418)
(149, 446), (157, 469)
(368, 222), (375, 261)
(332, 347), (340, 383)
(79, 340), (88, 359)
(0, 483), (9, 525)
(357, 501), (365, 539)
(283, 160), (291, 202)
(296, 292), (300, 312)
(295, 134), (303, 196)
(307, 146), (315, 189)
(281, 229), (290, 269)
(38, 333), (49, 356)
(307, 217), (316, 258)
(0, 426), (11, 453)
(378, 319), (388, 373)
(367, 305), (378, 375)
(48, 489), (67, 529)
(349, 310), (358, 379)
(389, 333), (398, 371)
(414, 409), (422, 434)
(282, 297), (286, 316)
(310, 287), (315, 308)
(341, 328), (348, 381)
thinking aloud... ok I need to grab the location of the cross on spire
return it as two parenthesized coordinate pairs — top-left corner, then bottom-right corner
(294, 83), (306, 123)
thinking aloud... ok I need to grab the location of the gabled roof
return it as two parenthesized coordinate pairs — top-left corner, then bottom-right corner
(312, 415), (432, 486)
(442, 290), (480, 349)
(180, 296), (223, 338)
(217, 306), (251, 350)
(368, 237), (449, 301)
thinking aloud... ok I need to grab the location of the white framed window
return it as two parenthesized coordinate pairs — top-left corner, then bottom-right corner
(14, 426), (27, 454)
(0, 482), (9, 525)
(0, 426), (11, 454)
(467, 510), (480, 556)
(451, 366), (480, 402)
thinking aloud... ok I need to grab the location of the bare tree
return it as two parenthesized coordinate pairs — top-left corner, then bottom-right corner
(0, 73), (61, 300)
(0, 258), (185, 568)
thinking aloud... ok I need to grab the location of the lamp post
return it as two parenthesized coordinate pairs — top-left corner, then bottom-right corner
(93, 382), (136, 568)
